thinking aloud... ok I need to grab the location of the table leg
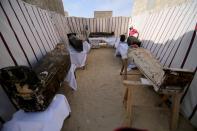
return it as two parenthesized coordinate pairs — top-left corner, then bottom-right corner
(171, 93), (181, 130)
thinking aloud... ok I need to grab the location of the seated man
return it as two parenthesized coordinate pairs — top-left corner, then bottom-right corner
(127, 26), (141, 47)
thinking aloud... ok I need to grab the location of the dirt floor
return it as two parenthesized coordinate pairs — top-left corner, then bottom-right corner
(61, 48), (196, 131)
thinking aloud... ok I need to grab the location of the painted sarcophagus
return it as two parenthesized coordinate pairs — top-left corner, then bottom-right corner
(128, 48), (194, 93)
(0, 43), (71, 112)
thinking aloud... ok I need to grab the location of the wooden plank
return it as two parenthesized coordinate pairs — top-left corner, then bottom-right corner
(0, 35), (15, 68)
(26, 4), (50, 53)
(40, 10), (56, 47)
(58, 14), (66, 38)
(114, 17), (118, 35)
(152, 7), (175, 54)
(32, 6), (53, 51)
(105, 18), (107, 32)
(70, 17), (76, 33)
(66, 17), (73, 33)
(116, 17), (120, 36)
(11, 0), (43, 60)
(82, 18), (87, 33)
(154, 6), (179, 58)
(125, 17), (130, 36)
(120, 17), (124, 35)
(39, 9), (55, 48)
(156, 4), (183, 60)
(133, 12), (148, 38)
(109, 17), (113, 33)
(159, 3), (190, 63)
(102, 18), (106, 32)
(143, 13), (157, 48)
(89, 18), (94, 33)
(183, 36), (197, 70)
(119, 17), (123, 35)
(79, 17), (84, 36)
(146, 9), (165, 50)
(142, 13), (156, 48)
(124, 87), (132, 127)
(171, 93), (182, 130)
(92, 18), (95, 32)
(114, 17), (117, 34)
(76, 17), (82, 34)
(144, 13), (160, 49)
(117, 17), (121, 36)
(46, 12), (60, 43)
(18, 0), (46, 56)
(163, 2), (196, 66)
(123, 80), (152, 86)
(73, 17), (79, 34)
(140, 14), (153, 40)
(107, 18), (110, 33)
(1, 0), (38, 66)
(169, 13), (197, 68)
(99, 18), (102, 32)
(1, 1), (32, 67)
(121, 17), (125, 35)
(75, 17), (81, 34)
(0, 8), (29, 66)
(59, 15), (68, 40)
(88, 18), (91, 34)
(149, 8), (169, 52)
(100, 18), (103, 32)
(181, 71), (197, 116)
(53, 14), (63, 40)
(65, 17), (72, 33)
(95, 18), (100, 32)
(78, 18), (83, 35)
(33, 7), (53, 50)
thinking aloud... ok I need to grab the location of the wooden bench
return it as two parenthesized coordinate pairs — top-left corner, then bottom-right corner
(122, 48), (194, 130)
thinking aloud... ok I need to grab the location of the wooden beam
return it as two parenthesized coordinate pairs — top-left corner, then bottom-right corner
(171, 93), (182, 130)
(120, 73), (142, 76)
(123, 80), (152, 86)
(123, 87), (133, 127)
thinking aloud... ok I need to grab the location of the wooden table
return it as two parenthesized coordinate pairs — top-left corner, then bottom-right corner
(122, 48), (194, 130)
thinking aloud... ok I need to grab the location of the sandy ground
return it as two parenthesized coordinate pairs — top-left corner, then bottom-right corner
(61, 48), (196, 131)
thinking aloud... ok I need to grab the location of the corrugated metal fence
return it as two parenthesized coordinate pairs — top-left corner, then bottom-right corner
(132, 0), (197, 126)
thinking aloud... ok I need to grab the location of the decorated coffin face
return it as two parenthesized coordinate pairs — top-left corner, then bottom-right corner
(68, 35), (83, 52)
(0, 66), (40, 91)
(0, 66), (44, 111)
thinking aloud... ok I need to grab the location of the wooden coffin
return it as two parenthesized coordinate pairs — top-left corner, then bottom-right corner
(0, 43), (71, 112)
(89, 32), (114, 37)
(67, 34), (83, 52)
(127, 48), (194, 93)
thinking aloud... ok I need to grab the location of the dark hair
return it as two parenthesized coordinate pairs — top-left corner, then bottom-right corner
(120, 35), (126, 42)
